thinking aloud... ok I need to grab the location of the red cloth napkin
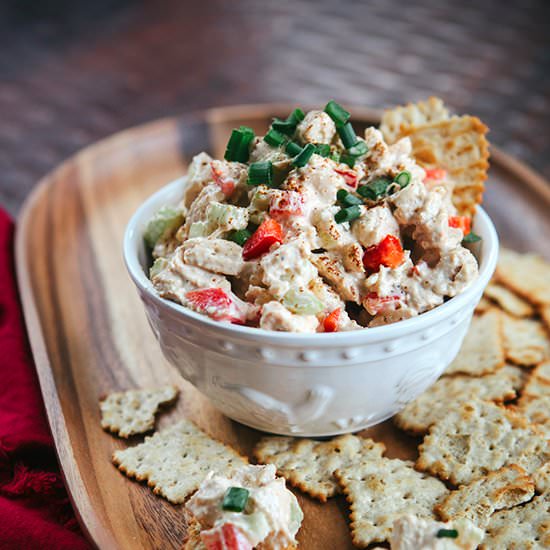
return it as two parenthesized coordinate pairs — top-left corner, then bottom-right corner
(0, 209), (90, 550)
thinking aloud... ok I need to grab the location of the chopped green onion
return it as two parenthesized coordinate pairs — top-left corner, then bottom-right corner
(222, 487), (249, 512)
(337, 122), (358, 149)
(314, 143), (331, 157)
(394, 170), (411, 188)
(283, 289), (324, 315)
(340, 153), (356, 168)
(285, 141), (303, 157)
(347, 140), (368, 158)
(324, 100), (351, 126)
(335, 205), (361, 224)
(263, 128), (286, 147)
(292, 143), (316, 168)
(436, 529), (459, 539)
(357, 177), (393, 200)
(337, 189), (363, 207)
(272, 108), (305, 135)
(330, 150), (341, 163)
(248, 161), (273, 187)
(228, 229), (252, 246)
(224, 126), (254, 162)
(462, 231), (482, 244)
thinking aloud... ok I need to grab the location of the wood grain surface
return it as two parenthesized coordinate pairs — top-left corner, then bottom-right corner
(15, 105), (550, 550)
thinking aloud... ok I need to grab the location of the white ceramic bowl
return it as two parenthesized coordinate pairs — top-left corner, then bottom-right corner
(124, 177), (499, 436)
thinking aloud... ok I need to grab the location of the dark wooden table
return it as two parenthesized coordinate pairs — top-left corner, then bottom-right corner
(1, 0), (548, 215)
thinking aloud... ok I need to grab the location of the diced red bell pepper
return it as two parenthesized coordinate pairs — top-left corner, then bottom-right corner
(211, 163), (236, 196)
(364, 292), (402, 315)
(363, 235), (404, 273)
(242, 218), (283, 261)
(423, 168), (447, 181)
(269, 190), (304, 218)
(334, 168), (358, 188)
(185, 288), (246, 324)
(200, 523), (253, 550)
(448, 215), (471, 235)
(323, 308), (341, 332)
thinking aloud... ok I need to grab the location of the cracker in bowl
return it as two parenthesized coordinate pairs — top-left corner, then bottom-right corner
(100, 385), (178, 438)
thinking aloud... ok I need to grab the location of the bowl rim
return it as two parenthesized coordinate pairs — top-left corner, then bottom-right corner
(124, 177), (499, 345)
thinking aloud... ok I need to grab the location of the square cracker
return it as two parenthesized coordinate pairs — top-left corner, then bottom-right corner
(516, 395), (550, 439)
(100, 386), (178, 438)
(446, 310), (504, 376)
(417, 399), (550, 486)
(253, 434), (385, 502)
(335, 456), (448, 547)
(523, 360), (550, 397)
(113, 420), (247, 503)
(394, 369), (518, 435)
(406, 116), (489, 217)
(541, 305), (550, 332)
(435, 465), (534, 528)
(502, 313), (549, 366)
(483, 282), (534, 318)
(495, 248), (550, 306)
(380, 96), (450, 144)
(475, 296), (493, 315)
(481, 492), (550, 550)
(533, 462), (549, 494)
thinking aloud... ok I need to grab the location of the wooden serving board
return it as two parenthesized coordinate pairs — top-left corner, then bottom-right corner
(16, 105), (550, 550)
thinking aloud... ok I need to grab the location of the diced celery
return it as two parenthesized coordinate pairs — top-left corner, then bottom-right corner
(206, 202), (249, 231)
(283, 289), (324, 315)
(248, 187), (271, 225)
(149, 257), (168, 279)
(188, 221), (210, 238)
(144, 206), (184, 248)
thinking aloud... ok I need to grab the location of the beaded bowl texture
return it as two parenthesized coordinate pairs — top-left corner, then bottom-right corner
(124, 177), (499, 436)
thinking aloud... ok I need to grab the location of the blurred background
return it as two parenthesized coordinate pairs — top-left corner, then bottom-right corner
(0, 0), (548, 214)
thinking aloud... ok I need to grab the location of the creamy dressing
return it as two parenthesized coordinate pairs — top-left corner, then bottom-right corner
(185, 464), (303, 550)
(147, 107), (479, 332)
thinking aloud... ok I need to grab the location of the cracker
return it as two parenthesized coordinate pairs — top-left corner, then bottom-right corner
(417, 399), (550, 486)
(406, 116), (489, 216)
(446, 310), (505, 376)
(253, 434), (385, 502)
(502, 313), (549, 366)
(100, 386), (178, 438)
(112, 420), (247, 503)
(533, 462), (550, 494)
(435, 465), (534, 528)
(516, 395), (550, 439)
(335, 457), (448, 547)
(380, 96), (450, 144)
(394, 370), (517, 435)
(475, 296), (493, 314)
(495, 248), (550, 307)
(501, 364), (529, 393)
(541, 305), (550, 332)
(481, 491), (550, 550)
(484, 282), (535, 318)
(523, 360), (550, 397)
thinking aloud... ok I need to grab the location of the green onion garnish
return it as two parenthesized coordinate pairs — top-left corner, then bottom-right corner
(224, 126), (254, 163)
(357, 177), (393, 200)
(314, 143), (331, 157)
(324, 100), (351, 126)
(340, 153), (356, 168)
(222, 487), (249, 512)
(228, 229), (252, 247)
(335, 205), (361, 224)
(292, 143), (316, 168)
(285, 141), (303, 157)
(248, 161), (273, 187)
(436, 529), (459, 539)
(264, 128), (286, 147)
(337, 189), (363, 207)
(272, 108), (305, 136)
(395, 170), (411, 188)
(337, 122), (358, 149)
(462, 231), (482, 244)
(347, 141), (368, 158)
